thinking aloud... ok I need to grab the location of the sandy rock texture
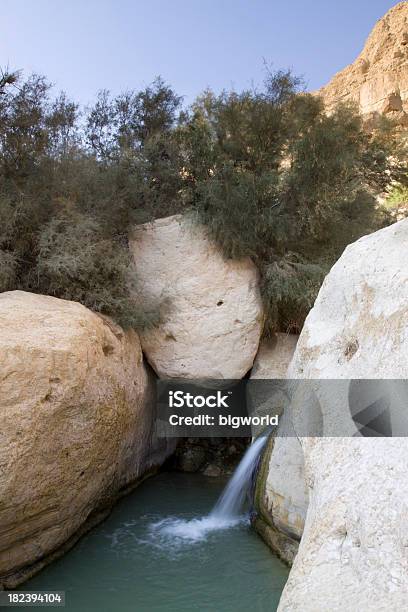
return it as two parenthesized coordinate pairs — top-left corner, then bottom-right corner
(249, 333), (299, 435)
(250, 334), (299, 380)
(289, 217), (408, 379)
(0, 291), (174, 587)
(278, 436), (408, 612)
(276, 218), (408, 611)
(130, 215), (263, 379)
(317, 2), (408, 128)
(251, 334), (306, 563)
(263, 424), (308, 542)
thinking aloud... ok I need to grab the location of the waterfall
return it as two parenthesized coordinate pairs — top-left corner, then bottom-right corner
(149, 434), (269, 544)
(209, 434), (268, 520)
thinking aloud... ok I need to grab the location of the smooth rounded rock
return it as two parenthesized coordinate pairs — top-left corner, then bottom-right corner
(0, 291), (174, 587)
(130, 215), (263, 380)
(277, 218), (408, 611)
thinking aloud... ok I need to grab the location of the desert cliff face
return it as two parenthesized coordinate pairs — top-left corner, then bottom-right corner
(317, 2), (408, 128)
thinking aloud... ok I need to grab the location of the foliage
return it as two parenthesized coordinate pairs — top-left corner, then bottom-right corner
(0, 67), (19, 94)
(0, 73), (182, 327)
(385, 184), (408, 207)
(0, 67), (406, 332)
(178, 73), (405, 331)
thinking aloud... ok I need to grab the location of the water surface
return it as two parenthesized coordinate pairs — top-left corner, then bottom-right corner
(21, 472), (289, 612)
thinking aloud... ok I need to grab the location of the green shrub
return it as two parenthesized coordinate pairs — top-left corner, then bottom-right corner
(0, 68), (406, 333)
(179, 74), (406, 332)
(35, 210), (153, 329)
(0, 73), (182, 328)
(386, 184), (408, 207)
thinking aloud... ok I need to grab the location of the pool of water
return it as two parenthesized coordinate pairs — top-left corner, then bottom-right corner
(20, 472), (289, 612)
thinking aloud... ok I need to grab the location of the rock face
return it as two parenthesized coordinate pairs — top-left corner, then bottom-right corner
(279, 437), (408, 612)
(249, 334), (299, 435)
(289, 217), (408, 379)
(130, 215), (263, 379)
(263, 427), (308, 542)
(0, 291), (174, 588)
(172, 437), (248, 475)
(250, 334), (299, 379)
(254, 427), (307, 566)
(275, 218), (408, 611)
(251, 334), (306, 563)
(317, 2), (408, 128)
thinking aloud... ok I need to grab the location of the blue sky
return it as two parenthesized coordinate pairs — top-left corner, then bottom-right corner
(1, 0), (399, 107)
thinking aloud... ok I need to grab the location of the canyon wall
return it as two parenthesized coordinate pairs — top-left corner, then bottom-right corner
(317, 2), (408, 129)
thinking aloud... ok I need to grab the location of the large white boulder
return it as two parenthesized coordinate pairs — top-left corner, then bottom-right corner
(279, 437), (408, 612)
(277, 218), (408, 611)
(130, 215), (263, 379)
(289, 217), (408, 379)
(0, 291), (174, 587)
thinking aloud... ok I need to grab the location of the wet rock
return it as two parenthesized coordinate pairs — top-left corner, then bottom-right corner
(175, 447), (207, 472)
(203, 464), (222, 477)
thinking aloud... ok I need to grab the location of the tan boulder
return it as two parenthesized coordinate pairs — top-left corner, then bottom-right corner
(0, 291), (174, 587)
(130, 215), (263, 379)
(263, 425), (307, 542)
(249, 335), (299, 436)
(317, 2), (408, 128)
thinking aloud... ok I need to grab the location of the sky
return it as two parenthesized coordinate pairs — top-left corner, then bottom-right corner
(0, 0), (400, 108)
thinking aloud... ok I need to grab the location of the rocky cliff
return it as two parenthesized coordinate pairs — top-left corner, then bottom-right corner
(317, 2), (408, 128)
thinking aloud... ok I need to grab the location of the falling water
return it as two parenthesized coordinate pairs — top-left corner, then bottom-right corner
(210, 434), (268, 520)
(149, 433), (269, 543)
